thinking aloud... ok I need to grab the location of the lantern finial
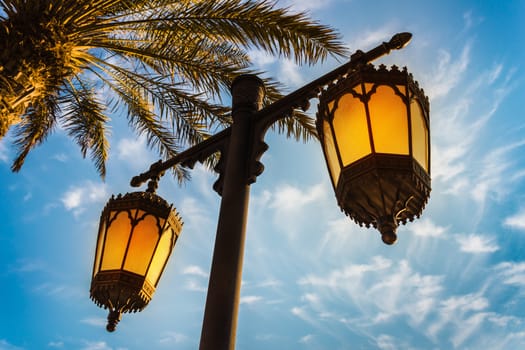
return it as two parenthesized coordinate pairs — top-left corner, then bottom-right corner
(106, 310), (122, 332)
(377, 217), (398, 245)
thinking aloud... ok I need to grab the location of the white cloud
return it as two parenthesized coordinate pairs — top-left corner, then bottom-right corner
(47, 341), (64, 348)
(470, 141), (525, 207)
(62, 189), (82, 210)
(248, 49), (277, 66)
(301, 293), (320, 305)
(298, 256), (392, 289)
(184, 280), (207, 292)
(270, 183), (326, 213)
(406, 218), (448, 238)
(451, 312), (490, 348)
(80, 342), (120, 350)
(0, 140), (9, 163)
(52, 153), (68, 162)
(346, 25), (398, 54)
(159, 332), (188, 344)
(33, 282), (84, 299)
(496, 261), (525, 286)
(240, 295), (263, 305)
(299, 258), (444, 329)
(116, 135), (155, 170)
(427, 293), (489, 344)
(291, 306), (312, 322)
(455, 234), (499, 253)
(80, 317), (106, 327)
(426, 44), (471, 99)
(257, 278), (282, 288)
(0, 339), (23, 350)
(182, 265), (208, 278)
(376, 335), (396, 350)
(284, 0), (333, 12)
(504, 209), (525, 230)
(429, 49), (515, 196)
(61, 181), (108, 215)
(319, 216), (371, 252)
(299, 334), (314, 344)
(9, 259), (46, 273)
(278, 59), (304, 87)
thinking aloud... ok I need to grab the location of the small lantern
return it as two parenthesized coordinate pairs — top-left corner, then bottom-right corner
(90, 191), (183, 331)
(316, 64), (430, 244)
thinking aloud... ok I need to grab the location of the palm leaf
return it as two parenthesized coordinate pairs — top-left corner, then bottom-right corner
(61, 80), (110, 178)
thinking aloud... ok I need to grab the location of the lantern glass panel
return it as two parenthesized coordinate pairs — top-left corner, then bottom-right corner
(93, 219), (107, 276)
(147, 228), (174, 287)
(333, 92), (371, 166)
(367, 84), (409, 155)
(322, 119), (341, 186)
(101, 210), (133, 271)
(410, 99), (429, 172)
(123, 211), (161, 275)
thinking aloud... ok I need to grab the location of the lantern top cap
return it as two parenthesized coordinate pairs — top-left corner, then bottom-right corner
(388, 32), (412, 50)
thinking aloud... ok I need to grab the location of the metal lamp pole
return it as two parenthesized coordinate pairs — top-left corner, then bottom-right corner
(129, 33), (414, 350)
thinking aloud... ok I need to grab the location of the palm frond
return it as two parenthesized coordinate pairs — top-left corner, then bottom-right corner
(1, 0), (347, 178)
(61, 80), (110, 178)
(11, 96), (58, 171)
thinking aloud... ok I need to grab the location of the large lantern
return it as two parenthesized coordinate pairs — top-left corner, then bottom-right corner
(316, 64), (430, 244)
(90, 191), (183, 331)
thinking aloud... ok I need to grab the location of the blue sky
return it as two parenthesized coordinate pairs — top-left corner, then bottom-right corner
(1, 0), (525, 349)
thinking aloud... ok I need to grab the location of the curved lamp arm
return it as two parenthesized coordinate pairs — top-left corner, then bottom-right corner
(129, 32), (413, 190)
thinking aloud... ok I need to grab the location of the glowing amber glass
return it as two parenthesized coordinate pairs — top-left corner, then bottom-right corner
(123, 212), (160, 275)
(410, 99), (429, 171)
(93, 220), (106, 276)
(101, 211), (133, 271)
(147, 229), (174, 286)
(367, 84), (409, 155)
(333, 92), (371, 166)
(322, 119), (341, 186)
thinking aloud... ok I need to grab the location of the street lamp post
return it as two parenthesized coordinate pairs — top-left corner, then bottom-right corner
(90, 32), (430, 350)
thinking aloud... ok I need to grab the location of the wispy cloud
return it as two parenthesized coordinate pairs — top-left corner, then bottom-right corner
(427, 293), (489, 346)
(51, 153), (68, 162)
(184, 280), (207, 292)
(496, 261), (525, 286)
(159, 332), (188, 344)
(0, 140), (9, 163)
(61, 181), (108, 216)
(0, 339), (23, 350)
(299, 334), (314, 344)
(80, 317), (106, 327)
(116, 135), (155, 171)
(269, 182), (326, 212)
(47, 341), (64, 348)
(8, 258), (46, 274)
(283, 0), (334, 12)
(503, 209), (525, 231)
(406, 218), (448, 238)
(426, 43), (471, 99)
(79, 341), (122, 350)
(298, 257), (444, 331)
(455, 234), (499, 253)
(240, 295), (263, 305)
(346, 24), (399, 53)
(182, 265), (208, 278)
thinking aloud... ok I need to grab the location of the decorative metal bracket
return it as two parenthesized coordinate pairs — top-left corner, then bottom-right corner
(130, 33), (413, 195)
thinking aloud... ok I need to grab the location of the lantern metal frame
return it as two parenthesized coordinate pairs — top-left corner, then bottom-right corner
(90, 33), (430, 350)
(90, 190), (183, 331)
(316, 63), (431, 244)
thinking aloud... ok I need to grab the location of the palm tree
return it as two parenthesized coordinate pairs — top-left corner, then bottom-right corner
(0, 0), (347, 178)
